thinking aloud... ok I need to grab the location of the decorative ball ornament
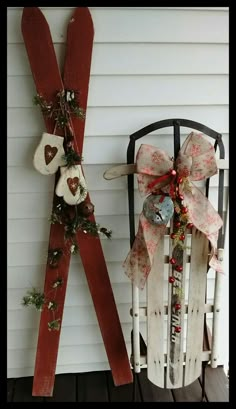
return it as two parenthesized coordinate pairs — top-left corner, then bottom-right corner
(174, 221), (181, 228)
(33, 132), (66, 175)
(55, 164), (88, 205)
(187, 223), (194, 229)
(175, 326), (181, 333)
(181, 206), (188, 214)
(175, 265), (183, 272)
(143, 194), (174, 226)
(169, 276), (175, 283)
(78, 201), (95, 217)
(175, 303), (181, 311)
(169, 257), (176, 265)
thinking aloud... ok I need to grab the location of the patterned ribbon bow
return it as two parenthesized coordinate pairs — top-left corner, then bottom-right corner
(123, 132), (223, 290)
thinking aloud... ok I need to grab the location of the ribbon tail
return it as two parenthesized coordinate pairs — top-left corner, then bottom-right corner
(183, 184), (224, 273)
(123, 213), (166, 290)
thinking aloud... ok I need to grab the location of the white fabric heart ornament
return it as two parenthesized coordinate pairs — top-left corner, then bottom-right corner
(55, 164), (88, 205)
(33, 132), (66, 175)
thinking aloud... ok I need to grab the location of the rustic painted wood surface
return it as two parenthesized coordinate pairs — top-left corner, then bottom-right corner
(63, 6), (133, 387)
(21, 7), (73, 397)
(21, 6), (132, 396)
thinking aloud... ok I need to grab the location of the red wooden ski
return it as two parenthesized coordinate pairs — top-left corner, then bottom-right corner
(21, 7), (132, 397)
(63, 8), (133, 388)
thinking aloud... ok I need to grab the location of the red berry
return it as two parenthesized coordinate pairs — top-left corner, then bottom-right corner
(170, 233), (176, 239)
(169, 276), (175, 283)
(174, 221), (181, 228)
(181, 207), (188, 214)
(178, 194), (184, 201)
(179, 234), (185, 241)
(177, 176), (183, 184)
(176, 265), (183, 272)
(169, 257), (176, 265)
(187, 223), (193, 229)
(175, 326), (181, 333)
(175, 303), (181, 311)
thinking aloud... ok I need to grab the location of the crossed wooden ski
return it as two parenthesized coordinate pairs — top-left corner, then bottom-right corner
(22, 7), (132, 396)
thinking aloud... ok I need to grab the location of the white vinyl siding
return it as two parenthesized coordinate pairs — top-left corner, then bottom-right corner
(7, 7), (229, 378)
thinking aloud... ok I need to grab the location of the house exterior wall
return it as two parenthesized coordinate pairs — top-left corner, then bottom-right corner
(7, 7), (229, 377)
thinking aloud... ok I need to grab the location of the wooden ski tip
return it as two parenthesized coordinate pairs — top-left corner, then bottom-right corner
(103, 164), (136, 180)
(69, 7), (94, 31)
(21, 7), (49, 33)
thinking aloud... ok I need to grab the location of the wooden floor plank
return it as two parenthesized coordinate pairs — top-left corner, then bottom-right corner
(107, 370), (141, 402)
(7, 379), (15, 402)
(77, 371), (109, 402)
(202, 366), (229, 402)
(45, 374), (76, 402)
(8, 367), (229, 402)
(13, 377), (44, 402)
(172, 379), (203, 402)
(138, 369), (174, 402)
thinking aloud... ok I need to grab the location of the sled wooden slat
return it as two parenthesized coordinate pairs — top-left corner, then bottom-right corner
(147, 235), (165, 387)
(184, 228), (208, 386)
(166, 222), (187, 389)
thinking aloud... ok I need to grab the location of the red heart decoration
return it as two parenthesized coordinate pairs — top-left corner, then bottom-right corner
(67, 177), (79, 196)
(44, 145), (58, 165)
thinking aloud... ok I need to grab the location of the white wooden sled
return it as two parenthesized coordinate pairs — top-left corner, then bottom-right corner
(104, 119), (228, 398)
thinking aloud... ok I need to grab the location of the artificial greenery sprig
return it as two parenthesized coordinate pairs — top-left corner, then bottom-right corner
(22, 277), (64, 331)
(49, 197), (112, 252)
(22, 288), (45, 311)
(33, 89), (85, 132)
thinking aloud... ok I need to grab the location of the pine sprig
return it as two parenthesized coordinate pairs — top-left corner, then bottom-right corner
(33, 89), (85, 130)
(62, 147), (83, 168)
(22, 289), (45, 311)
(48, 319), (61, 331)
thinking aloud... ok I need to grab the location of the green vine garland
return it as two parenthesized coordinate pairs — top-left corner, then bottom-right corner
(22, 89), (112, 329)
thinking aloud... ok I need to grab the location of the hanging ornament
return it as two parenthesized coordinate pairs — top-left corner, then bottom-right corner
(55, 164), (88, 205)
(143, 194), (174, 225)
(78, 201), (95, 217)
(33, 132), (66, 175)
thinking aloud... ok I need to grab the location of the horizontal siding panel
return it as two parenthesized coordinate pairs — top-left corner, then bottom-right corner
(8, 9), (229, 44)
(7, 106), (229, 139)
(7, 344), (108, 369)
(8, 280), (215, 311)
(7, 260), (131, 289)
(8, 75), (229, 107)
(8, 43), (229, 76)
(8, 304), (133, 330)
(8, 282), (145, 310)
(7, 361), (111, 378)
(7, 133), (229, 166)
(7, 186), (228, 219)
(7, 216), (131, 243)
(6, 237), (176, 267)
(8, 321), (143, 350)
(7, 261), (217, 290)
(8, 164), (229, 194)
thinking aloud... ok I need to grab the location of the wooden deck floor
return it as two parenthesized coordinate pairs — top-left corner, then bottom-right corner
(7, 366), (229, 402)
